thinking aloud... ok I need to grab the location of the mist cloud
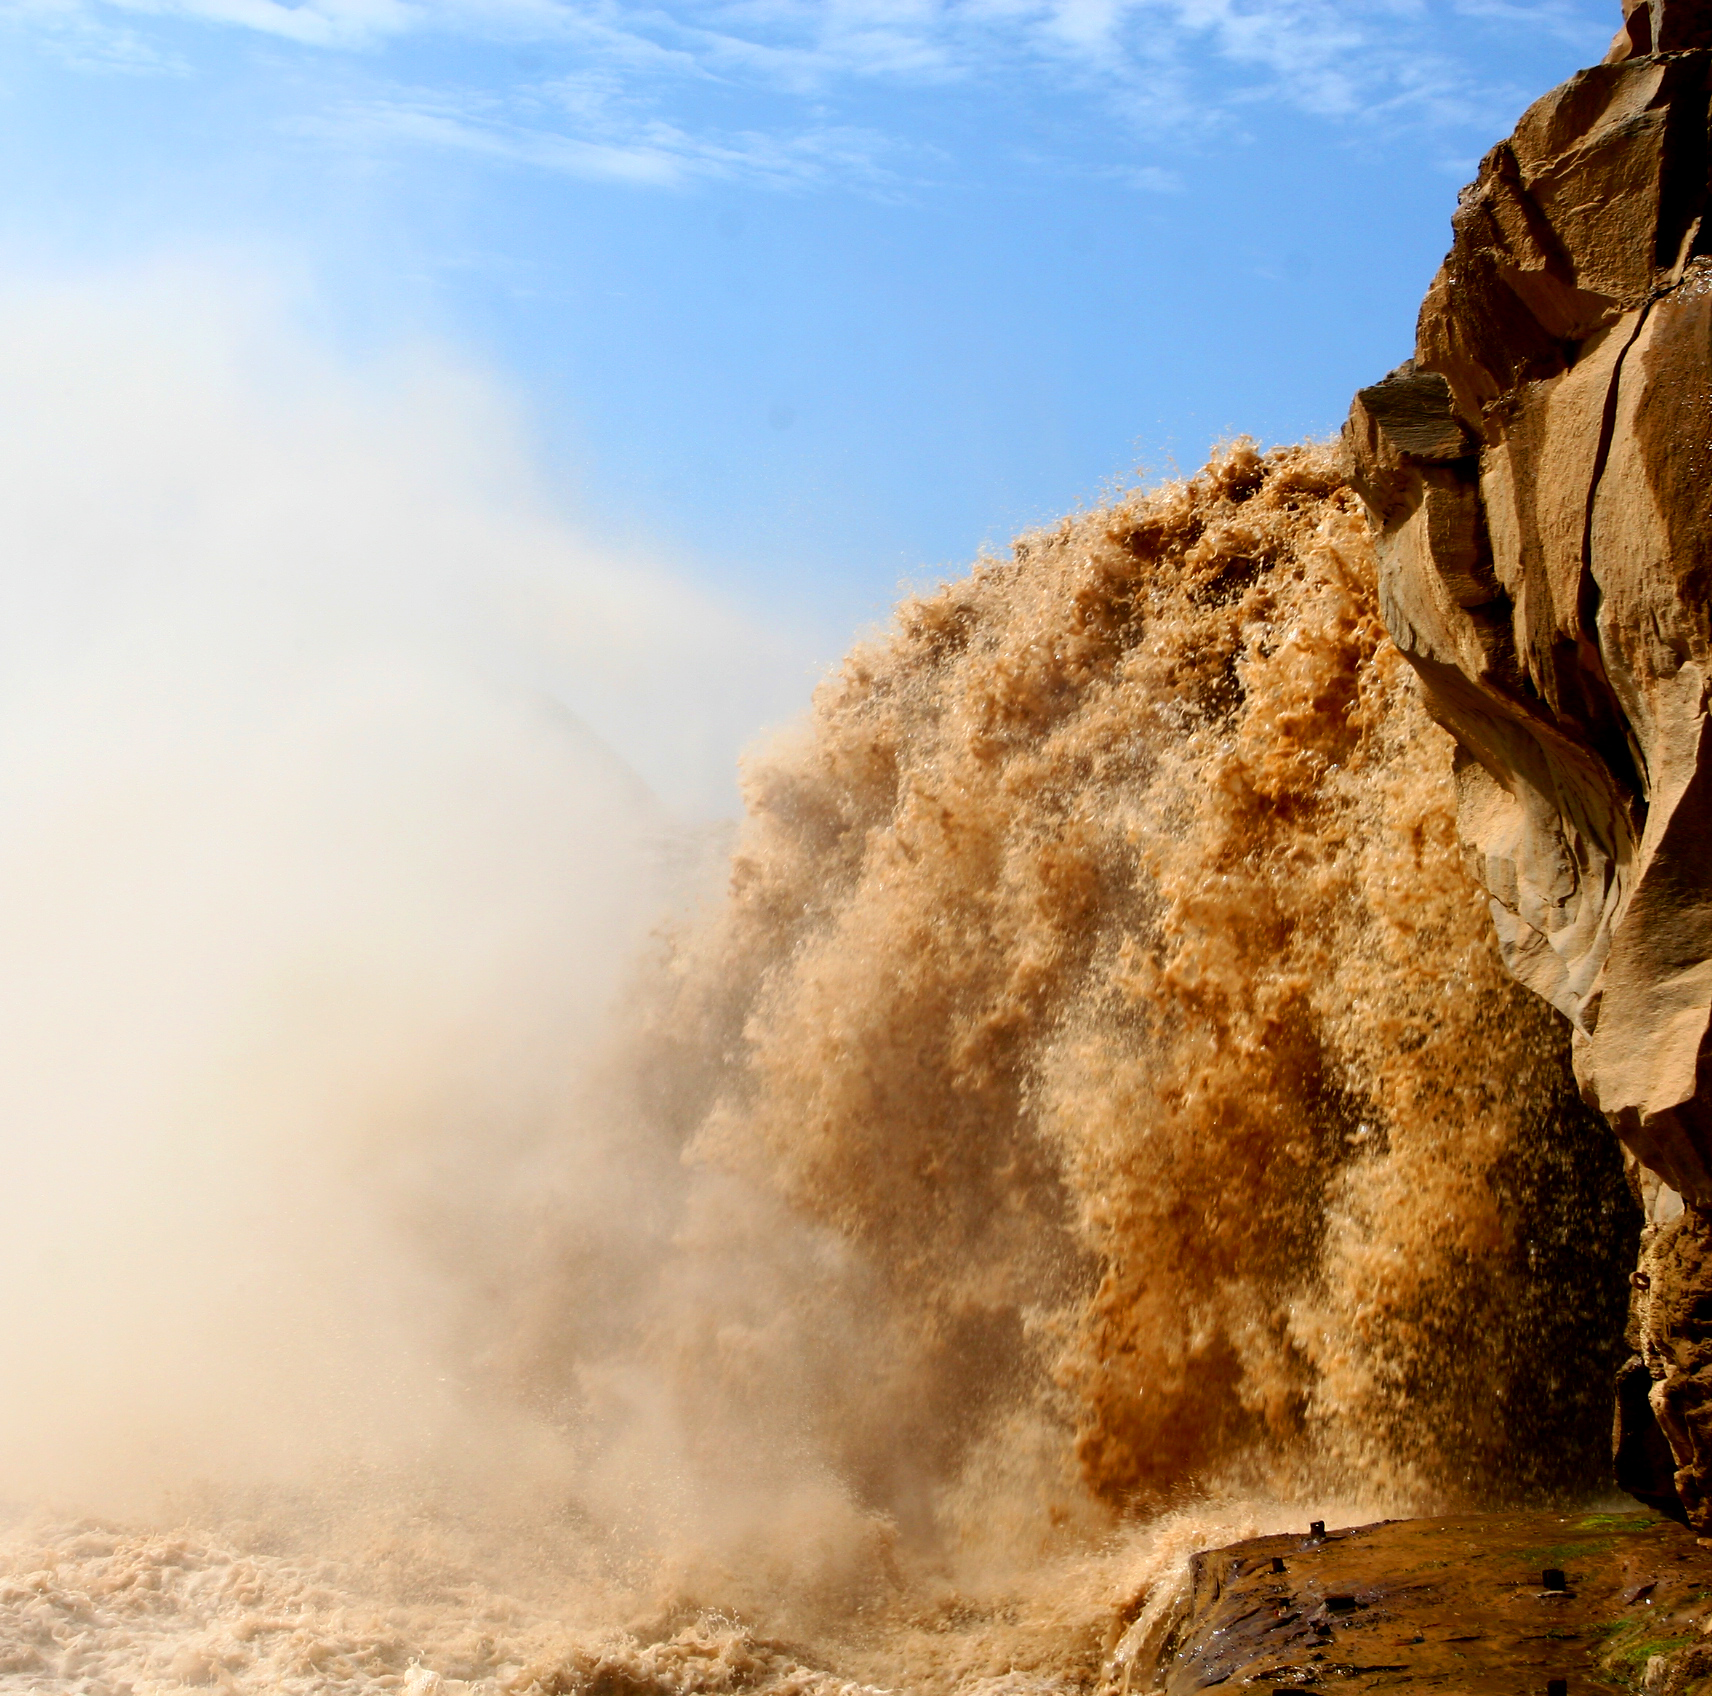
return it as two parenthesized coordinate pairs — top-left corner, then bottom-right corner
(0, 258), (802, 1510)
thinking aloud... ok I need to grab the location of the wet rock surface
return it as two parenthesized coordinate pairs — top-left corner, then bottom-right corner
(1138, 1511), (1712, 1696)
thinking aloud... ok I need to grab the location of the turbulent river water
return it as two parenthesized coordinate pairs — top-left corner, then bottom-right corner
(0, 441), (1640, 1696)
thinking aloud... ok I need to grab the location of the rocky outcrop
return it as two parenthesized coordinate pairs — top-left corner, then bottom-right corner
(1119, 1510), (1712, 1696)
(1344, 0), (1712, 1522)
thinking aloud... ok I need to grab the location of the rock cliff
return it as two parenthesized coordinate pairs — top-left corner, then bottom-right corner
(1344, 0), (1712, 1522)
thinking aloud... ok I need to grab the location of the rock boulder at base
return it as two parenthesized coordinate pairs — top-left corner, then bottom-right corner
(1344, 0), (1712, 1523)
(1122, 1511), (1712, 1696)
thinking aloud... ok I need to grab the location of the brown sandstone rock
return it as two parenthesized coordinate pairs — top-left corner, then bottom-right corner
(1126, 1509), (1712, 1696)
(1345, 3), (1712, 1520)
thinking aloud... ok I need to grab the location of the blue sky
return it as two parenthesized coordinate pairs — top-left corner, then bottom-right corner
(0, 0), (1616, 809)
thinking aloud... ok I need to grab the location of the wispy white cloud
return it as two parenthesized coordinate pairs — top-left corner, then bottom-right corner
(0, 0), (192, 69)
(299, 93), (691, 183)
(97, 0), (414, 45)
(549, 0), (1600, 137)
(12, 0), (1611, 182)
(296, 80), (906, 187)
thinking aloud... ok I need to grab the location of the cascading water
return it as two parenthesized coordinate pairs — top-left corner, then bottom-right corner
(0, 440), (1638, 1696)
(647, 437), (1633, 1524)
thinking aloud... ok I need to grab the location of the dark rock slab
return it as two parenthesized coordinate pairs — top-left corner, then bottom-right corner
(1133, 1509), (1712, 1696)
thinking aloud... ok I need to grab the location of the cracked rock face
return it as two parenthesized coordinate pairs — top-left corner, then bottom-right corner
(1345, 10), (1712, 1520)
